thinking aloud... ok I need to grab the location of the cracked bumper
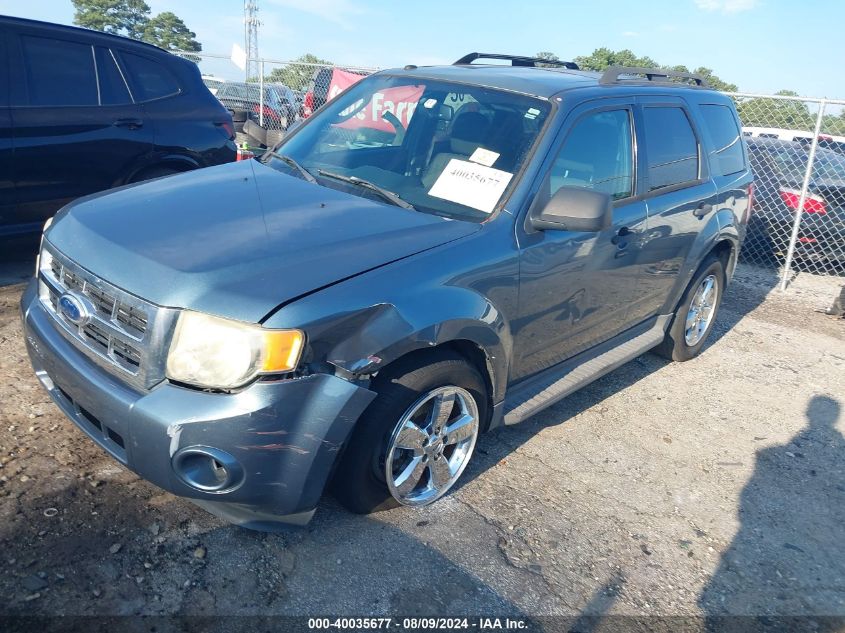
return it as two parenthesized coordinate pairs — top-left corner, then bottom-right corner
(20, 280), (376, 529)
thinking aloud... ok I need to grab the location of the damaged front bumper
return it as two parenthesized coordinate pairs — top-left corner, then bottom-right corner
(20, 280), (376, 530)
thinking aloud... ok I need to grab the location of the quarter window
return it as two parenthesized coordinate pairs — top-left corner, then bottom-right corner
(96, 48), (132, 105)
(20, 36), (98, 106)
(700, 104), (745, 176)
(548, 109), (634, 201)
(119, 52), (180, 101)
(643, 106), (699, 190)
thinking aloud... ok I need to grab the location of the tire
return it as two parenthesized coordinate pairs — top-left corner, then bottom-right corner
(230, 109), (248, 133)
(654, 254), (725, 362)
(129, 166), (182, 184)
(332, 351), (488, 515)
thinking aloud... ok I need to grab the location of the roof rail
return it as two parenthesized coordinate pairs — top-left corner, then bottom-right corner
(600, 66), (709, 88)
(454, 53), (579, 70)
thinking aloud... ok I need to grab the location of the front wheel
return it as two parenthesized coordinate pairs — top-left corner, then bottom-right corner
(654, 254), (725, 362)
(332, 351), (487, 514)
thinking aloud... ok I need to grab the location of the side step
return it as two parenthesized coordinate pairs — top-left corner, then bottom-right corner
(502, 316), (669, 425)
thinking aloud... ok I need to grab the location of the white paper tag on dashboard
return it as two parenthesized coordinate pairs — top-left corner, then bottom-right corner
(428, 159), (513, 213)
(469, 147), (500, 167)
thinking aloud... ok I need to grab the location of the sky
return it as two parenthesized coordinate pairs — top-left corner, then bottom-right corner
(0, 0), (839, 98)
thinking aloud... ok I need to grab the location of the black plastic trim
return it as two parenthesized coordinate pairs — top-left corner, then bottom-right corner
(454, 52), (579, 70)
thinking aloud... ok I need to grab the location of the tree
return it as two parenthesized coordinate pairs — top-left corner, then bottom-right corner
(142, 12), (201, 53)
(71, 0), (201, 53)
(574, 47), (658, 72)
(735, 90), (815, 131)
(534, 51), (561, 68)
(566, 47), (738, 92)
(265, 53), (333, 90)
(71, 0), (150, 38)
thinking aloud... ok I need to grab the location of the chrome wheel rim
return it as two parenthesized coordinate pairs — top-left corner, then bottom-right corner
(684, 274), (718, 346)
(384, 386), (479, 506)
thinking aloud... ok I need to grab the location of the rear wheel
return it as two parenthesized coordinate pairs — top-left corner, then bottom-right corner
(332, 351), (487, 514)
(129, 166), (182, 184)
(654, 254), (725, 361)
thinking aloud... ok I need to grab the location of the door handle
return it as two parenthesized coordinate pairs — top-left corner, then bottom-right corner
(693, 202), (713, 218)
(113, 118), (144, 130)
(611, 226), (633, 247)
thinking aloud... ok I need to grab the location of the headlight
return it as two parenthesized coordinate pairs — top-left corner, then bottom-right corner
(166, 311), (304, 390)
(35, 217), (54, 276)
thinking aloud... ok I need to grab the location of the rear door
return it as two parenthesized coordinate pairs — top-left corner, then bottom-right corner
(627, 97), (718, 324)
(8, 29), (153, 227)
(0, 28), (16, 233)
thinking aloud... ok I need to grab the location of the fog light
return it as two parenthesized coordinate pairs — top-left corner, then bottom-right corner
(172, 447), (244, 493)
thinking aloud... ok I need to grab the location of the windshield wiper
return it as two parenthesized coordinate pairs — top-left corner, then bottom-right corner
(267, 152), (317, 184)
(317, 170), (416, 210)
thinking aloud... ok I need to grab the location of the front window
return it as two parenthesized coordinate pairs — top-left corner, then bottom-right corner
(273, 75), (552, 221)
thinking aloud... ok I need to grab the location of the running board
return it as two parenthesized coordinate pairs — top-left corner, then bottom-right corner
(503, 316), (670, 426)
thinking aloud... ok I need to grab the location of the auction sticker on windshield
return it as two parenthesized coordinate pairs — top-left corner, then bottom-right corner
(428, 159), (513, 213)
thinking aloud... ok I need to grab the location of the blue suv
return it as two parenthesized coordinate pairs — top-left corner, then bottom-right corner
(21, 53), (753, 529)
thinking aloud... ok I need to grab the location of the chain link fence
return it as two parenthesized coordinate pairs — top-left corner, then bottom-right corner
(728, 93), (845, 283)
(176, 52), (845, 286)
(175, 52), (376, 147)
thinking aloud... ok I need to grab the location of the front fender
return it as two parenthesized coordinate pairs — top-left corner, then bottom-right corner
(274, 290), (511, 405)
(263, 226), (520, 405)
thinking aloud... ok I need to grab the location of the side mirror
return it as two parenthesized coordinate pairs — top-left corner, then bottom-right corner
(529, 187), (613, 232)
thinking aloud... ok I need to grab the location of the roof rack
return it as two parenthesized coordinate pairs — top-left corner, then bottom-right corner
(453, 53), (579, 70)
(600, 66), (709, 88)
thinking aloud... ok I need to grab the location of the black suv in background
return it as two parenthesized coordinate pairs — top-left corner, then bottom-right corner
(0, 16), (236, 237)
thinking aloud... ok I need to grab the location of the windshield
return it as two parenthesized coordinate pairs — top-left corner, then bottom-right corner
(768, 146), (845, 182)
(273, 74), (552, 221)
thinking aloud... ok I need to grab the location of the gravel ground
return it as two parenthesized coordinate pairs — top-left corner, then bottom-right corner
(0, 254), (843, 627)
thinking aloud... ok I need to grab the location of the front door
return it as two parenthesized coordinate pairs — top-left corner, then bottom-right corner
(512, 103), (648, 381)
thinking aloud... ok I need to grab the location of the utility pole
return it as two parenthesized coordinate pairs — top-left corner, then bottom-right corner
(244, 0), (260, 81)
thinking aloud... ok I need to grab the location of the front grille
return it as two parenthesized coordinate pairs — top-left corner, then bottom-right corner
(38, 244), (176, 390)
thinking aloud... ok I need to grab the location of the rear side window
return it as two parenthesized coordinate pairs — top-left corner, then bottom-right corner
(700, 104), (745, 176)
(119, 52), (180, 101)
(548, 109), (634, 201)
(642, 106), (699, 191)
(96, 48), (132, 105)
(20, 35), (98, 106)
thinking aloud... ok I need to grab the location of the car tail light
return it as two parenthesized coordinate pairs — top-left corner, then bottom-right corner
(303, 92), (314, 118)
(798, 236), (818, 243)
(252, 104), (281, 121)
(779, 188), (827, 215)
(214, 120), (235, 141)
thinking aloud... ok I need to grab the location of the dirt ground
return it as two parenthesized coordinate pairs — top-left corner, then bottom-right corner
(1, 251), (844, 628)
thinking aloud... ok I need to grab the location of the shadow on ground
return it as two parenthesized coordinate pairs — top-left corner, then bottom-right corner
(0, 476), (529, 618)
(699, 394), (845, 632)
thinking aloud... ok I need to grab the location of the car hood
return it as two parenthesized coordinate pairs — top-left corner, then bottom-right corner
(45, 160), (481, 322)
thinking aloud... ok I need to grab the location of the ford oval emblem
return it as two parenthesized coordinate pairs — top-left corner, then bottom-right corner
(58, 293), (90, 326)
